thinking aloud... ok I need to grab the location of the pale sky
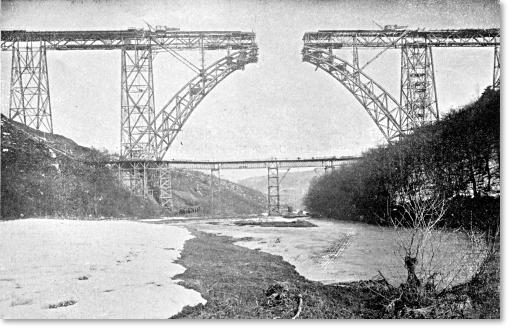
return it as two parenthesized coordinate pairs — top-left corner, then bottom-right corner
(0, 0), (501, 167)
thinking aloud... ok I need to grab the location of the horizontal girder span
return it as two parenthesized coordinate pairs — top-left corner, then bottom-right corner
(1, 29), (257, 51)
(303, 28), (500, 49)
(102, 156), (362, 170)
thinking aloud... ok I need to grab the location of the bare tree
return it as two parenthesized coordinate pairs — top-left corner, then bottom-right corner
(376, 189), (490, 317)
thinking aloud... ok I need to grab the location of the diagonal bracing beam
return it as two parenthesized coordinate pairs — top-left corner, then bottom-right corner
(302, 47), (417, 142)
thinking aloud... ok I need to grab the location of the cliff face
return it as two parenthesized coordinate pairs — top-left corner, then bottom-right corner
(1, 115), (266, 219)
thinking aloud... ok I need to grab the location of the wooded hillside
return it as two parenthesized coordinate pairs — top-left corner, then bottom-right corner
(305, 87), (499, 233)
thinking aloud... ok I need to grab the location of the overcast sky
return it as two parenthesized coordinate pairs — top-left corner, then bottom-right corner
(0, 0), (501, 167)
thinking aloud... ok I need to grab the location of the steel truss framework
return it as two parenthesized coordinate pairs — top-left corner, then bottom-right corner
(129, 48), (258, 160)
(1, 29), (257, 156)
(1, 30), (256, 51)
(2, 29), (257, 209)
(106, 156), (359, 213)
(267, 164), (280, 215)
(303, 47), (414, 141)
(302, 28), (500, 141)
(157, 163), (174, 211)
(9, 42), (53, 133)
(115, 161), (174, 211)
(121, 45), (157, 159)
(400, 45), (438, 128)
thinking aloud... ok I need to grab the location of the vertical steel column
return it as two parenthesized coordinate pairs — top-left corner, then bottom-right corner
(9, 41), (53, 133)
(493, 45), (500, 89)
(159, 165), (174, 212)
(400, 44), (439, 131)
(146, 163), (161, 199)
(267, 164), (280, 215)
(119, 162), (145, 197)
(120, 43), (157, 160)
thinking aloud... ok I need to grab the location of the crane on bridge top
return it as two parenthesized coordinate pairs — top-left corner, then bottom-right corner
(372, 20), (408, 31)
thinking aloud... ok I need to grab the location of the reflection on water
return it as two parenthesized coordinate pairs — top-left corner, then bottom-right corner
(171, 217), (487, 287)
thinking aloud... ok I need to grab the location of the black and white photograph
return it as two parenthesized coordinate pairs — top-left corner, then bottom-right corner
(0, 0), (502, 320)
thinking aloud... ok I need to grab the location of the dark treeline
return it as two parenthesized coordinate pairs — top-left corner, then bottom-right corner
(305, 88), (499, 234)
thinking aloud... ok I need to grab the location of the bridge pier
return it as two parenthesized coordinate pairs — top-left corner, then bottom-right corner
(158, 165), (174, 213)
(400, 45), (439, 130)
(9, 42), (53, 133)
(120, 44), (157, 159)
(118, 162), (147, 197)
(267, 164), (280, 215)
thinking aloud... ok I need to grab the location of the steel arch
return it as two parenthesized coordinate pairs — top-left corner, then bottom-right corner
(302, 47), (416, 142)
(123, 48), (257, 160)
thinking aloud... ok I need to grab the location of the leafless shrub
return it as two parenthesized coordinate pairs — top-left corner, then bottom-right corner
(371, 190), (490, 317)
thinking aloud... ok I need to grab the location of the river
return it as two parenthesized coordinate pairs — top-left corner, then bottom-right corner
(155, 216), (487, 288)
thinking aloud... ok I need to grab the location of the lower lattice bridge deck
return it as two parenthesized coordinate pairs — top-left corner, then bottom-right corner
(103, 156), (362, 170)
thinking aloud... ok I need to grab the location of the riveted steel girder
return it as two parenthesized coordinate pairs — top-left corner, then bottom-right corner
(302, 47), (416, 142)
(103, 156), (360, 170)
(303, 28), (500, 49)
(1, 30), (257, 51)
(400, 45), (439, 128)
(9, 42), (53, 133)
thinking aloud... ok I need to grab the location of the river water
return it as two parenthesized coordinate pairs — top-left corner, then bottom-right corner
(153, 217), (486, 287)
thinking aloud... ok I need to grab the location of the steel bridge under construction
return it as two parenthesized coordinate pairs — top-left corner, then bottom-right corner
(302, 28), (500, 142)
(105, 156), (360, 215)
(1, 27), (500, 215)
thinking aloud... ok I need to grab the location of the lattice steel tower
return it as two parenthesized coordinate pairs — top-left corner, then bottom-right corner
(400, 44), (438, 130)
(120, 44), (157, 159)
(9, 42), (53, 133)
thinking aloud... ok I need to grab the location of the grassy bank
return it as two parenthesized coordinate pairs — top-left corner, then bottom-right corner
(171, 230), (499, 319)
(173, 230), (391, 319)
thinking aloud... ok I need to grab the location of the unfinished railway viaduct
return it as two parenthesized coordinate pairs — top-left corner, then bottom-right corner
(1, 27), (500, 214)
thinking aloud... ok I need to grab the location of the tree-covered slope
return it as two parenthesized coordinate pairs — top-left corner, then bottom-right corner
(305, 87), (500, 232)
(1, 115), (266, 219)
